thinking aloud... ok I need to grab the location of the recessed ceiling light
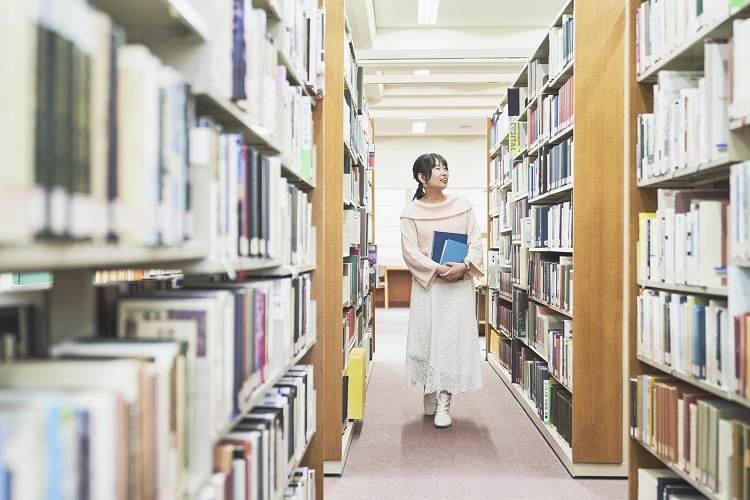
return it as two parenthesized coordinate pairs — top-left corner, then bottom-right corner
(417, 0), (439, 24)
(414, 69), (430, 76)
(459, 125), (472, 129)
(412, 122), (427, 133)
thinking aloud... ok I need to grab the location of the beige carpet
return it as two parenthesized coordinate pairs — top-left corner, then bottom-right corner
(324, 308), (629, 500)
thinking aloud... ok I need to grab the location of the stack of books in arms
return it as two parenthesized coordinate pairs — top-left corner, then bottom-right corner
(631, 376), (750, 499)
(0, 0), (192, 246)
(0, 276), (316, 498)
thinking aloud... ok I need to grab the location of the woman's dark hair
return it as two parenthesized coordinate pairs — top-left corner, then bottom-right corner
(412, 153), (448, 200)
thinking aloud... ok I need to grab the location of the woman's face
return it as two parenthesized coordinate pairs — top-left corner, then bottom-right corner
(422, 161), (449, 191)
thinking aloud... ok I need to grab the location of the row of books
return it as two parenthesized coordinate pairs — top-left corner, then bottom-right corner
(494, 231), (512, 266)
(635, 0), (741, 76)
(513, 289), (530, 338)
(636, 65), (729, 183)
(213, 364), (316, 500)
(548, 14), (575, 79)
(730, 161), (750, 260)
(529, 302), (574, 390)
(489, 149), (512, 187)
(487, 252), (513, 294)
(515, 343), (573, 446)
(637, 189), (728, 289)
(527, 60), (550, 102)
(343, 252), (371, 306)
(637, 289), (739, 392)
(344, 95), (371, 164)
(636, 469), (704, 499)
(529, 201), (574, 250)
(528, 254), (574, 312)
(93, 269), (181, 284)
(512, 157), (530, 198)
(730, 18), (750, 122)
(512, 197), (530, 243)
(531, 137), (574, 200)
(2, 0), (194, 246)
(218, 0), (324, 102)
(489, 187), (512, 229)
(527, 80), (574, 147)
(630, 375), (750, 499)
(511, 246), (531, 286)
(489, 291), (513, 334)
(512, 246), (531, 286)
(191, 125), (314, 264)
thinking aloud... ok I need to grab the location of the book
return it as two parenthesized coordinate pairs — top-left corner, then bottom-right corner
(431, 231), (468, 263)
(439, 239), (469, 265)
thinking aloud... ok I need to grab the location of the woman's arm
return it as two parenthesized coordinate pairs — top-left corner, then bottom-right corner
(465, 210), (485, 278)
(400, 218), (442, 288)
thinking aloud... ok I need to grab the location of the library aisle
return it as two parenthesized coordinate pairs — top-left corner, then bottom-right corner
(325, 308), (628, 499)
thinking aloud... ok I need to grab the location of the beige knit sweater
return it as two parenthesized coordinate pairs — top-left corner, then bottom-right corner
(400, 195), (484, 290)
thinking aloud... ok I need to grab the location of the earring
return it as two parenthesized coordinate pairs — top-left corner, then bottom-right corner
(423, 183), (427, 188)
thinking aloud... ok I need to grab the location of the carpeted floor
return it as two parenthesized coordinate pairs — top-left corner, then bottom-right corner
(324, 308), (629, 500)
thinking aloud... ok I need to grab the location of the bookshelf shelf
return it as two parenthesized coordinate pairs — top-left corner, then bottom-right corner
(488, 353), (574, 465)
(636, 3), (750, 83)
(529, 183), (573, 204)
(196, 93), (281, 154)
(516, 333), (574, 393)
(548, 123), (575, 145)
(547, 59), (575, 90)
(252, 0), (283, 21)
(499, 227), (513, 234)
(278, 50), (311, 95)
(637, 279), (728, 297)
(730, 116), (750, 131)
(528, 294), (573, 317)
(500, 179), (513, 190)
(490, 143), (503, 158)
(281, 163), (316, 190)
(90, 0), (210, 42)
(730, 258), (750, 268)
(511, 240), (522, 246)
(486, 0), (626, 478)
(636, 154), (734, 188)
(529, 247), (574, 253)
(513, 193), (529, 203)
(213, 340), (316, 445)
(635, 440), (721, 500)
(0, 242), (207, 274)
(636, 354), (750, 411)
(181, 256), (286, 276)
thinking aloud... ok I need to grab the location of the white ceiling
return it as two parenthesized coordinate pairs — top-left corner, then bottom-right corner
(346, 0), (568, 137)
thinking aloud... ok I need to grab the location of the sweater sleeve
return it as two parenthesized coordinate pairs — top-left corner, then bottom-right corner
(400, 218), (440, 289)
(465, 209), (485, 278)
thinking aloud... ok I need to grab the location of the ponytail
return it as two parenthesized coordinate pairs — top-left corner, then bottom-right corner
(413, 183), (425, 201)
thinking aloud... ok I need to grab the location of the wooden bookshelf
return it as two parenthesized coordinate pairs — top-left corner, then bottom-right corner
(485, 0), (627, 477)
(0, 0), (326, 497)
(626, 0), (750, 498)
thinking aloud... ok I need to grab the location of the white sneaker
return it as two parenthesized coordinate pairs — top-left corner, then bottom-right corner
(423, 391), (437, 416)
(434, 392), (452, 428)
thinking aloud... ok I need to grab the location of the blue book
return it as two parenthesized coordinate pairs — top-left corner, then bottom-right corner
(440, 238), (469, 265)
(431, 231), (468, 263)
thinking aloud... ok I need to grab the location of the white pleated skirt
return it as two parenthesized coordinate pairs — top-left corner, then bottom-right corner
(405, 278), (483, 395)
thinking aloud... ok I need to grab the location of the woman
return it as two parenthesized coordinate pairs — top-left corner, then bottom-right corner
(400, 153), (484, 428)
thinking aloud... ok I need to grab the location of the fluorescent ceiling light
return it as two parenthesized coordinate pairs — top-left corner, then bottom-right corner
(414, 69), (430, 76)
(412, 122), (427, 133)
(417, 0), (439, 24)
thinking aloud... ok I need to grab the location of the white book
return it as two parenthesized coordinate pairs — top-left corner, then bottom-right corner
(704, 40), (729, 159)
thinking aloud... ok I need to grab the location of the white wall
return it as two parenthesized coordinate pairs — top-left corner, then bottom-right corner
(373, 135), (488, 267)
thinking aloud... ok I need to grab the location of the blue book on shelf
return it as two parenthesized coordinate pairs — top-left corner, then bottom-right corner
(431, 231), (468, 263)
(440, 239), (469, 265)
